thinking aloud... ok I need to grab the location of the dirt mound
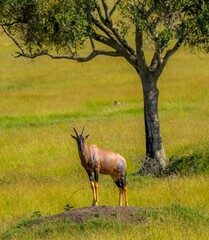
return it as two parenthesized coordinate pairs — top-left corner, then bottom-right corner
(38, 206), (144, 225)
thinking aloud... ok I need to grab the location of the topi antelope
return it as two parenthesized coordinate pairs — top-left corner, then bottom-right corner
(71, 126), (128, 206)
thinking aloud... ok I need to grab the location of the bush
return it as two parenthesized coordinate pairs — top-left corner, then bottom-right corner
(167, 146), (209, 175)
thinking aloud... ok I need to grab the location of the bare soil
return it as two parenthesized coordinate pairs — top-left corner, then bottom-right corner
(37, 206), (144, 225)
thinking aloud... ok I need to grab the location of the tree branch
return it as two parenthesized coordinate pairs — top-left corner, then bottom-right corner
(94, 0), (106, 23)
(149, 42), (165, 72)
(154, 34), (188, 78)
(146, 4), (157, 18)
(163, 35), (187, 62)
(109, 0), (121, 18)
(91, 14), (116, 41)
(135, 26), (147, 73)
(92, 1), (135, 58)
(149, 53), (161, 72)
(108, 23), (136, 56)
(91, 12), (136, 64)
(93, 33), (136, 67)
(15, 49), (121, 62)
(1, 25), (24, 55)
(1, 21), (19, 27)
(92, 32), (121, 52)
(101, 0), (109, 20)
(89, 37), (95, 51)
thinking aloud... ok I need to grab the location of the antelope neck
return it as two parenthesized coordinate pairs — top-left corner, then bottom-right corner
(79, 144), (89, 163)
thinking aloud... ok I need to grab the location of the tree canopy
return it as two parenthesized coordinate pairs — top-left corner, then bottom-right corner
(0, 0), (208, 67)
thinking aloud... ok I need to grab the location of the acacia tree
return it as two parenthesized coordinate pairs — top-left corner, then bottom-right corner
(0, 0), (208, 175)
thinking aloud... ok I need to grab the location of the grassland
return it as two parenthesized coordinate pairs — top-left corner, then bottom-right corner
(0, 32), (209, 239)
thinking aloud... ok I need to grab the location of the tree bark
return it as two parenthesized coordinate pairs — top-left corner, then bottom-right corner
(138, 71), (168, 176)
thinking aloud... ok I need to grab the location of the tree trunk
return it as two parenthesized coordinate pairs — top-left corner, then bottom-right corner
(138, 71), (168, 176)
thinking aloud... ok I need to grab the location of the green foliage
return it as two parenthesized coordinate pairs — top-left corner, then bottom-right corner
(64, 204), (74, 211)
(1, 0), (208, 56)
(119, 0), (209, 51)
(155, 29), (174, 48)
(168, 146), (209, 175)
(0, 0), (92, 53)
(182, 0), (209, 52)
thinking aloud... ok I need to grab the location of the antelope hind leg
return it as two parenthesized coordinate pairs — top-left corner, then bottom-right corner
(111, 173), (124, 206)
(119, 188), (123, 206)
(123, 185), (129, 206)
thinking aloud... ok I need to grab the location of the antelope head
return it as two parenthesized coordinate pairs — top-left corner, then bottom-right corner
(70, 126), (90, 153)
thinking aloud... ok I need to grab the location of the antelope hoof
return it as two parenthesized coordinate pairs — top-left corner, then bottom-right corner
(92, 203), (98, 207)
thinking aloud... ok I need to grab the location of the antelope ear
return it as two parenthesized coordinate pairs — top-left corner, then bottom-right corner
(70, 134), (77, 140)
(85, 134), (91, 140)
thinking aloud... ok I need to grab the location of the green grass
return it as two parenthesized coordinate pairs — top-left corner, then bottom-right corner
(0, 30), (209, 240)
(2, 205), (209, 240)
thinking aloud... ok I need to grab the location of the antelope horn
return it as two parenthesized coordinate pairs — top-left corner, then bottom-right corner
(81, 126), (86, 136)
(73, 127), (79, 137)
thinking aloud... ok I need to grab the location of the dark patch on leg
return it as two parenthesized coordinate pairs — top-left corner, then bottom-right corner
(94, 169), (99, 182)
(88, 172), (94, 182)
(120, 176), (126, 187)
(114, 179), (124, 188)
(114, 179), (120, 188)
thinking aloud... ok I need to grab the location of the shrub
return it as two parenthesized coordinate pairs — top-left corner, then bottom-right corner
(167, 146), (209, 175)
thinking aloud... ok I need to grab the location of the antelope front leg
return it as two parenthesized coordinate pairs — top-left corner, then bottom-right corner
(94, 169), (99, 206)
(88, 173), (97, 206)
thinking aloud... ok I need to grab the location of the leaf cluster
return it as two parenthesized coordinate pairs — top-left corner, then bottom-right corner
(119, 0), (209, 51)
(0, 0), (92, 54)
